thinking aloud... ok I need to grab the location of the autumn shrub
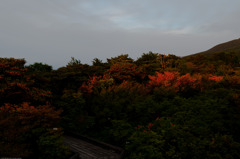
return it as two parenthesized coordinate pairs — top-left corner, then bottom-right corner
(0, 103), (70, 158)
(0, 58), (51, 106)
(148, 71), (179, 92)
(0, 58), (70, 158)
(105, 63), (145, 83)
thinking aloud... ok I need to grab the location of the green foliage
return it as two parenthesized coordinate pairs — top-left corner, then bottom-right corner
(92, 58), (105, 66)
(50, 64), (93, 95)
(27, 62), (52, 72)
(125, 89), (240, 158)
(126, 131), (165, 159)
(37, 131), (71, 159)
(67, 57), (81, 66)
(55, 90), (86, 132)
(135, 51), (159, 65)
(108, 120), (134, 146)
(107, 54), (134, 64)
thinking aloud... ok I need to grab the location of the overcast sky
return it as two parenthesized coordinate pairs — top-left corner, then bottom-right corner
(0, 0), (240, 68)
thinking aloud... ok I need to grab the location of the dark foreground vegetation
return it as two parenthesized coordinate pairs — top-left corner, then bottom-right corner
(1, 40), (240, 158)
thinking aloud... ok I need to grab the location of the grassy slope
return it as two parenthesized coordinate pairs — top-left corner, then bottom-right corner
(184, 38), (240, 59)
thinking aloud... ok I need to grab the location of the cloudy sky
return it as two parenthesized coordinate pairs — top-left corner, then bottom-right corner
(1, 0), (240, 68)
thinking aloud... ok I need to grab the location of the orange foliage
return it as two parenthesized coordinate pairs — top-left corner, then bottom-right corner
(0, 58), (62, 157)
(105, 63), (145, 83)
(107, 80), (145, 94)
(185, 62), (197, 70)
(82, 71), (226, 95)
(225, 75), (240, 86)
(148, 71), (223, 92)
(0, 58), (51, 105)
(0, 103), (61, 157)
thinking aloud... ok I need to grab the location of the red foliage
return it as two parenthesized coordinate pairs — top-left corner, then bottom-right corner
(176, 73), (202, 91)
(81, 74), (113, 94)
(81, 76), (101, 94)
(148, 72), (179, 90)
(208, 75), (223, 82)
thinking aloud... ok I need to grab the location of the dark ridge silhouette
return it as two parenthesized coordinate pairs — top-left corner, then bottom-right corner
(185, 38), (240, 58)
(203, 38), (240, 54)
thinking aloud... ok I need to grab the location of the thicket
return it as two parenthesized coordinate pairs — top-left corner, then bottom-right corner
(1, 51), (240, 158)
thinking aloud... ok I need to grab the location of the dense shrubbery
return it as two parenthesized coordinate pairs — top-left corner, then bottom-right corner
(0, 58), (70, 158)
(1, 51), (240, 158)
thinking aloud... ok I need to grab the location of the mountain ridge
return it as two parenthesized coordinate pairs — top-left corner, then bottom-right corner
(185, 38), (240, 58)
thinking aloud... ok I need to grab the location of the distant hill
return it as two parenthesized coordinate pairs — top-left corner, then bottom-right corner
(185, 38), (240, 58)
(182, 38), (240, 68)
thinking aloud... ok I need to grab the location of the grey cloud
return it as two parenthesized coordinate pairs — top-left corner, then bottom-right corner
(0, 0), (239, 69)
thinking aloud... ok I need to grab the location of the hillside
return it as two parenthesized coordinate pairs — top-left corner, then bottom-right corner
(185, 38), (240, 58)
(203, 38), (240, 54)
(182, 38), (240, 70)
